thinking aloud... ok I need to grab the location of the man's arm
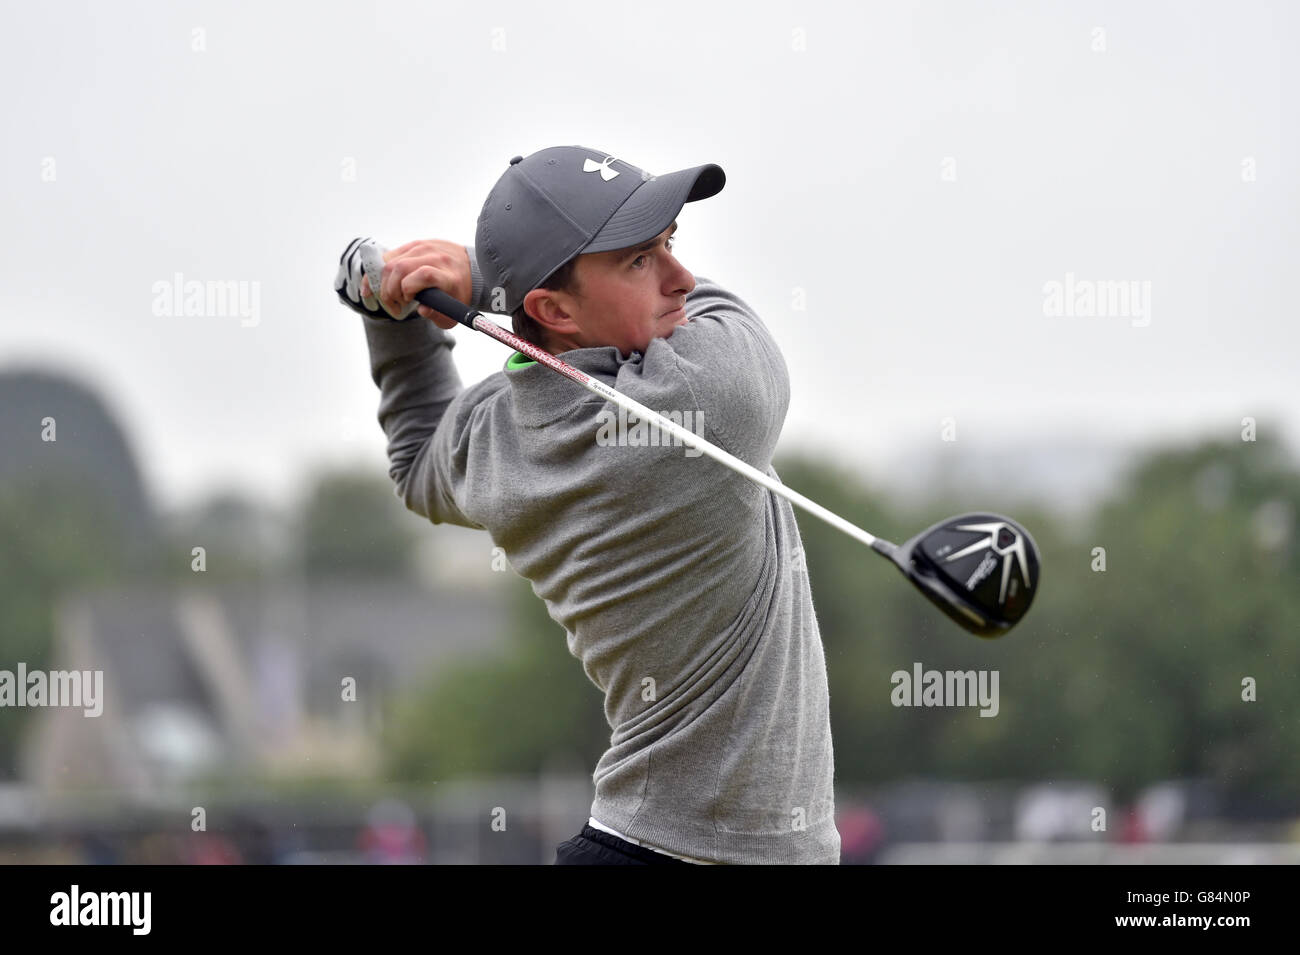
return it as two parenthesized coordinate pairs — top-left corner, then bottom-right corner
(647, 274), (791, 474)
(359, 243), (492, 526)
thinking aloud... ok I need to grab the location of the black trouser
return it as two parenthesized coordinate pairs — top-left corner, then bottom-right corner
(553, 824), (695, 865)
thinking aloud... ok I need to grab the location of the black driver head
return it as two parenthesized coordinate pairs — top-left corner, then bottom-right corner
(875, 513), (1040, 638)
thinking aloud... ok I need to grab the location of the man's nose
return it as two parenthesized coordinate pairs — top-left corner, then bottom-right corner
(668, 254), (694, 296)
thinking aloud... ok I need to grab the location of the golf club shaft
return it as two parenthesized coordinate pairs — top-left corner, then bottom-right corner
(415, 286), (882, 549)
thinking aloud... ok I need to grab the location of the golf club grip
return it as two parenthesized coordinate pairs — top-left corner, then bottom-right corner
(415, 287), (477, 328)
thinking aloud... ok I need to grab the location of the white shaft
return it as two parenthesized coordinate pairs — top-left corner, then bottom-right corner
(473, 315), (879, 549)
(604, 383), (880, 549)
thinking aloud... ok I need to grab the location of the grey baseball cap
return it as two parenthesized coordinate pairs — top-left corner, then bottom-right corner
(474, 146), (725, 314)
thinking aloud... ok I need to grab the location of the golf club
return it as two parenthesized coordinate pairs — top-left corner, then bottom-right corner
(409, 284), (1041, 638)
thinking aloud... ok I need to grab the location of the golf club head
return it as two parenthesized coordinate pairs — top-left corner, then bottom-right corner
(877, 513), (1040, 638)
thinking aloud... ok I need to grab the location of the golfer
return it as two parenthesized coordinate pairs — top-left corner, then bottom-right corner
(335, 146), (839, 865)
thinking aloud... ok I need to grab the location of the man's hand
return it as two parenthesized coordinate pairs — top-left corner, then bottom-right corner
(366, 240), (474, 331)
(335, 238), (418, 320)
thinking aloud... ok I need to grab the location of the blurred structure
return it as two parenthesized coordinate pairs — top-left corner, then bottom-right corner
(23, 581), (509, 796)
(0, 369), (157, 558)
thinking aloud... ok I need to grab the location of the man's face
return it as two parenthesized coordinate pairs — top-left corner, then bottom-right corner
(526, 220), (694, 356)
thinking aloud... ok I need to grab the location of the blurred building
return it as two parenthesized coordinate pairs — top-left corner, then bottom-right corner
(23, 580), (509, 798)
(0, 367), (158, 565)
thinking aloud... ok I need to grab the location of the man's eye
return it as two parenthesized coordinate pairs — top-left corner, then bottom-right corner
(631, 237), (675, 269)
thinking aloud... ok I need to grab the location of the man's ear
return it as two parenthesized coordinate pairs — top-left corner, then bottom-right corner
(524, 287), (580, 339)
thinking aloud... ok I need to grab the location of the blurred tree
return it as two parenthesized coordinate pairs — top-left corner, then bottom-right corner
(784, 437), (1299, 804)
(382, 573), (607, 780)
(299, 470), (421, 581)
(1055, 435), (1300, 802)
(161, 491), (287, 583)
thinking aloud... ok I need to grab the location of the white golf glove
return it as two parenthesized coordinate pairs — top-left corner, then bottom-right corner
(334, 237), (419, 321)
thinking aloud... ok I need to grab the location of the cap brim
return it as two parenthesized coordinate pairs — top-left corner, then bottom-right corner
(581, 163), (725, 255)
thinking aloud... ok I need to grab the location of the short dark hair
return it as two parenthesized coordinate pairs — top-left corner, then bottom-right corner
(512, 256), (581, 351)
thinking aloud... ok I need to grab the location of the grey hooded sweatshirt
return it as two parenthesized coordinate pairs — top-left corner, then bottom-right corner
(359, 249), (839, 864)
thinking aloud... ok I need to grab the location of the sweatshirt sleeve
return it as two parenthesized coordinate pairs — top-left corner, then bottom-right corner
(651, 274), (791, 473)
(358, 244), (495, 528)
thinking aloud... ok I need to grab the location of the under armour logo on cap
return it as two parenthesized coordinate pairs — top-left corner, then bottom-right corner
(582, 155), (620, 181)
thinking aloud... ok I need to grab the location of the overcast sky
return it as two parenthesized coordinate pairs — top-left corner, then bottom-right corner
(2, 0), (1295, 515)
